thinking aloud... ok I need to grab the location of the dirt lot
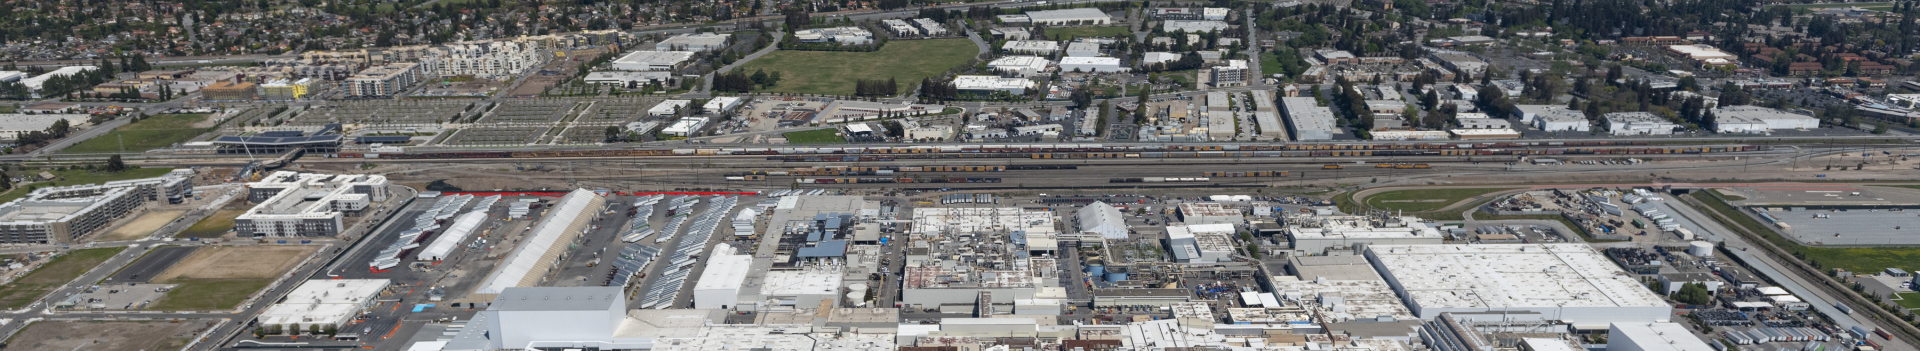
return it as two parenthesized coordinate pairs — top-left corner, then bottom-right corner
(6, 320), (214, 350)
(100, 210), (187, 241)
(152, 246), (318, 281)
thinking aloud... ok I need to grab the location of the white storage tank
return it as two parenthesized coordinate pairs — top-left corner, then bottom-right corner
(1689, 241), (1714, 257)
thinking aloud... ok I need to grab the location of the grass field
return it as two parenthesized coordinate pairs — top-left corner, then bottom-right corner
(739, 39), (979, 96)
(1038, 26), (1132, 41)
(1897, 292), (1920, 309)
(61, 114), (214, 154)
(1691, 191), (1920, 273)
(0, 247), (126, 309)
(101, 210), (186, 241)
(145, 246), (318, 311)
(178, 209), (245, 239)
(0, 168), (178, 204)
(146, 278), (273, 311)
(1362, 188), (1514, 212)
(782, 129), (846, 143)
(5, 320), (210, 351)
(1260, 53), (1285, 76)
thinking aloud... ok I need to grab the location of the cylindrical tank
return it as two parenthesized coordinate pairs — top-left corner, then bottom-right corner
(1105, 272), (1127, 282)
(1087, 265), (1106, 277)
(1689, 241), (1714, 257)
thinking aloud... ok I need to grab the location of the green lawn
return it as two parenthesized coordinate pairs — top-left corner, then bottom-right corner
(739, 39), (979, 96)
(1362, 188), (1514, 212)
(61, 114), (215, 154)
(1896, 292), (1920, 309)
(146, 278), (273, 311)
(0, 105), (15, 113)
(1039, 26), (1132, 41)
(0, 247), (126, 309)
(1691, 191), (1920, 273)
(0, 168), (176, 204)
(177, 209), (245, 239)
(782, 129), (846, 143)
(1260, 53), (1285, 76)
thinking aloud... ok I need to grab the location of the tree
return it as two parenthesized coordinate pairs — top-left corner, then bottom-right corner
(105, 155), (125, 172)
(1070, 89), (1092, 109)
(1673, 282), (1713, 305)
(604, 126), (623, 142)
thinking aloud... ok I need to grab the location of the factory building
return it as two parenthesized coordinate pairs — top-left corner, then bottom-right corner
(693, 244), (752, 310)
(472, 189), (606, 300)
(235, 171), (390, 237)
(655, 33), (732, 52)
(1608, 322), (1716, 351)
(0, 169), (195, 244)
(1366, 244), (1672, 324)
(444, 287), (643, 350)
(1515, 105), (1591, 132)
(345, 63), (421, 97)
(793, 27), (874, 45)
(0, 114), (91, 145)
(1176, 203), (1242, 225)
(1066, 42), (1103, 57)
(20, 66), (99, 98)
(902, 207), (1056, 311)
(609, 51), (696, 71)
(257, 279), (392, 333)
(1282, 97), (1337, 140)
(1165, 223), (1236, 263)
(1285, 215), (1443, 253)
(1710, 105), (1818, 133)
(1604, 112), (1681, 135)
(1076, 201), (1128, 239)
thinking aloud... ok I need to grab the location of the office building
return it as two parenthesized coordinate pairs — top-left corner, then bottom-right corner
(953, 75), (1035, 95)
(988, 56), (1051, 77)
(0, 170), (194, 244)
(235, 172), (389, 238)
(1211, 60), (1248, 87)
(1059, 57), (1127, 73)
(584, 71), (675, 88)
(1002, 40), (1060, 55)
(793, 27), (874, 45)
(661, 117), (710, 137)
(1163, 20), (1229, 33)
(1023, 8), (1112, 26)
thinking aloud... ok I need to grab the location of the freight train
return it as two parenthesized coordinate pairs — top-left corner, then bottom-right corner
(336, 142), (1768, 160)
(797, 177), (1003, 184)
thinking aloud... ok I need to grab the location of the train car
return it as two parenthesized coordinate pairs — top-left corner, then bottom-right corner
(1323, 165), (1343, 170)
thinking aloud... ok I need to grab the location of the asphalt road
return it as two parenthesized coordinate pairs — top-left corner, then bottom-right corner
(108, 246), (199, 283)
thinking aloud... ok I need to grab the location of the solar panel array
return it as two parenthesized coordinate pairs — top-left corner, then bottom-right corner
(368, 195), (472, 270)
(638, 196), (738, 309)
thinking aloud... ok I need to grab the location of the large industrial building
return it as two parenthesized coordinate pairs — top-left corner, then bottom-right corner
(655, 33), (732, 51)
(1059, 57), (1127, 73)
(1175, 203), (1242, 225)
(0, 114), (91, 145)
(793, 27), (874, 45)
(1076, 201), (1128, 239)
(257, 279), (392, 333)
(692, 244), (752, 310)
(446, 287), (641, 350)
(610, 51), (696, 71)
(988, 56), (1051, 77)
(472, 189), (607, 300)
(0, 169), (195, 244)
(20, 66), (98, 98)
(1002, 40), (1060, 55)
(1710, 105), (1819, 133)
(1282, 97), (1337, 140)
(1609, 322), (1716, 351)
(1286, 215), (1443, 253)
(1605, 112), (1682, 135)
(1515, 105), (1591, 132)
(1165, 223), (1236, 263)
(1365, 244), (1672, 324)
(234, 171), (390, 237)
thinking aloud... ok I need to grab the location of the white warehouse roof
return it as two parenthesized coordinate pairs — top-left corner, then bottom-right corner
(1366, 244), (1671, 323)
